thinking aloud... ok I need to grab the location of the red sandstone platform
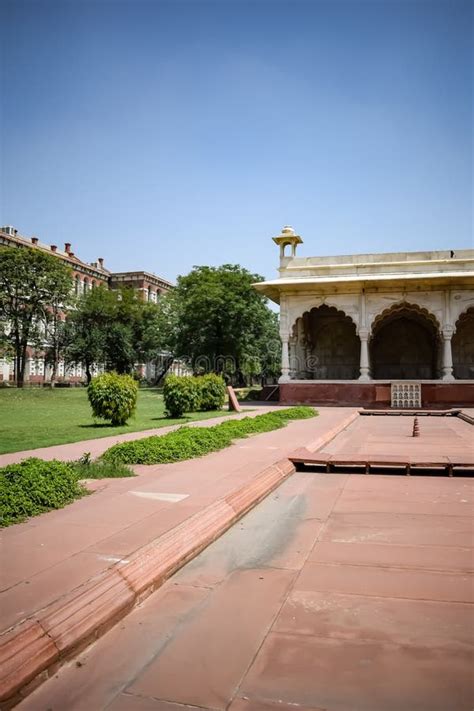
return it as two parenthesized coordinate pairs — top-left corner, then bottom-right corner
(0, 407), (356, 706)
(17, 470), (474, 711)
(291, 411), (474, 475)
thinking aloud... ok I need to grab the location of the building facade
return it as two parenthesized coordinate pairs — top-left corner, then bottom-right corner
(0, 225), (174, 385)
(254, 227), (474, 407)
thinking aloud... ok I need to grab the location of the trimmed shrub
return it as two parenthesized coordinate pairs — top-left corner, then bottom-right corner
(103, 406), (317, 465)
(0, 458), (87, 527)
(163, 375), (200, 418)
(87, 372), (138, 426)
(197, 374), (226, 411)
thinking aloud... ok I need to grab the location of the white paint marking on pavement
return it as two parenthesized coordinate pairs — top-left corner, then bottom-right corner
(97, 555), (130, 564)
(129, 491), (189, 503)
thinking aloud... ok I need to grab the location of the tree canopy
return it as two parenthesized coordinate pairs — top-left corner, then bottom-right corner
(65, 286), (166, 381)
(165, 264), (280, 383)
(0, 247), (73, 386)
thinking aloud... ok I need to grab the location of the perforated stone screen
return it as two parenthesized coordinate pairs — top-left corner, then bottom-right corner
(391, 382), (422, 409)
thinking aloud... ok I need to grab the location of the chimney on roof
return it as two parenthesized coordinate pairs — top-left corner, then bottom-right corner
(64, 242), (71, 253)
(98, 257), (104, 269)
(51, 245), (57, 252)
(31, 237), (38, 245)
(69, 252), (75, 258)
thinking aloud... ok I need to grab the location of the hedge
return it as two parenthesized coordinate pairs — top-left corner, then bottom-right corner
(0, 455), (135, 526)
(0, 458), (87, 527)
(163, 374), (226, 418)
(102, 406), (317, 465)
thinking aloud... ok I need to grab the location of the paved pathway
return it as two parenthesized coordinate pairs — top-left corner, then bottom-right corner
(0, 407), (354, 636)
(18, 469), (474, 711)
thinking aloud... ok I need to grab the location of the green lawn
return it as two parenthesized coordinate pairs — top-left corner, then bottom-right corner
(0, 387), (230, 454)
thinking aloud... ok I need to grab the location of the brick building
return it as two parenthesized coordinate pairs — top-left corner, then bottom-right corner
(0, 225), (177, 384)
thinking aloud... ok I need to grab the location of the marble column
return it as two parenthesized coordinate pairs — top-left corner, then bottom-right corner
(358, 328), (371, 381)
(441, 326), (455, 381)
(279, 336), (290, 383)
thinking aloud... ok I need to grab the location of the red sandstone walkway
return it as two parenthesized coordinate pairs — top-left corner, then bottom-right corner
(0, 408), (354, 638)
(18, 469), (474, 711)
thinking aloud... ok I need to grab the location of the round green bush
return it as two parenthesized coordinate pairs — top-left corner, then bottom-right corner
(163, 374), (200, 418)
(87, 372), (138, 425)
(197, 373), (226, 411)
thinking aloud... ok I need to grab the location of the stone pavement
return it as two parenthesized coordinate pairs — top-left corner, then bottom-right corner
(0, 408), (354, 638)
(18, 469), (474, 711)
(320, 413), (474, 462)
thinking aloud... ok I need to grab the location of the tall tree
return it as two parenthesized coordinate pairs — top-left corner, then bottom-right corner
(64, 285), (115, 383)
(0, 247), (73, 387)
(167, 264), (280, 384)
(43, 272), (75, 387)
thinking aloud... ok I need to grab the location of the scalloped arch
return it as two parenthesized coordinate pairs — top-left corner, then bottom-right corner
(291, 303), (358, 338)
(370, 301), (441, 335)
(454, 306), (474, 332)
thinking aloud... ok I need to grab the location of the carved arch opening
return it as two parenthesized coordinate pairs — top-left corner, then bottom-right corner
(453, 307), (474, 379)
(370, 302), (440, 380)
(290, 304), (360, 379)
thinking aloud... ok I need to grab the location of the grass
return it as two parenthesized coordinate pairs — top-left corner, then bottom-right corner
(0, 387), (231, 455)
(103, 406), (317, 465)
(70, 453), (135, 479)
(0, 406), (317, 527)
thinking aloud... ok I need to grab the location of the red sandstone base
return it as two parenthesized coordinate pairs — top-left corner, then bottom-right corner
(279, 381), (474, 408)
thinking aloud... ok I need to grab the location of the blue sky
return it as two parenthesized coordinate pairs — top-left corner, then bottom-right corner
(1, 0), (472, 282)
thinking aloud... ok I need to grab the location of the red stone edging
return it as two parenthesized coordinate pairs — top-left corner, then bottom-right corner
(0, 458), (295, 708)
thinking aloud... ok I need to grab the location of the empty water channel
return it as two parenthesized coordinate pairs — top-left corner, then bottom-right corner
(291, 410), (474, 477)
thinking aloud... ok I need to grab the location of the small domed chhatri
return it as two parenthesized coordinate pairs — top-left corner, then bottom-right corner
(255, 227), (474, 408)
(272, 225), (303, 260)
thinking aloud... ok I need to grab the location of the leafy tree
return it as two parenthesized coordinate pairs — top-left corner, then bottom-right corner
(0, 247), (73, 387)
(167, 265), (280, 385)
(66, 286), (167, 380)
(65, 286), (115, 383)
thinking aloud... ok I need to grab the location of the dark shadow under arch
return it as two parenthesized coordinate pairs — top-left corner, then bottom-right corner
(292, 305), (360, 379)
(453, 308), (474, 379)
(370, 304), (440, 379)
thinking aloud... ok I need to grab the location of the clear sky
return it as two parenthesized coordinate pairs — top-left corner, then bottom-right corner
(1, 0), (472, 283)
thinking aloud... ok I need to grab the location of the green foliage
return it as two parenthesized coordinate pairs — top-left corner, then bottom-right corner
(0, 458), (87, 527)
(197, 373), (226, 411)
(65, 286), (167, 381)
(71, 452), (134, 479)
(0, 247), (73, 386)
(102, 406), (317, 465)
(64, 285), (114, 382)
(160, 265), (281, 384)
(87, 372), (138, 425)
(163, 373), (226, 416)
(163, 374), (200, 418)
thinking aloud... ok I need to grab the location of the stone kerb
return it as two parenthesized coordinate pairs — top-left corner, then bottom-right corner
(0, 458), (294, 707)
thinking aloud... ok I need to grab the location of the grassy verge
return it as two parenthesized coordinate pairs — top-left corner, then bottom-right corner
(0, 387), (231, 454)
(103, 406), (317, 465)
